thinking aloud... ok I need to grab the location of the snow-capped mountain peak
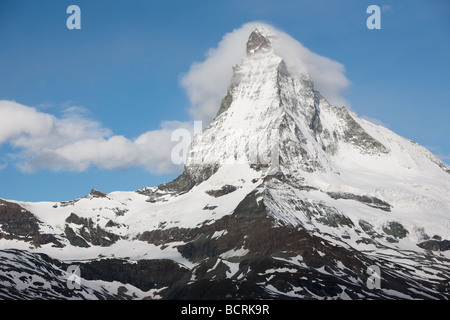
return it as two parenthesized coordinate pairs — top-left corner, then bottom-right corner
(1, 27), (450, 300)
(246, 26), (276, 55)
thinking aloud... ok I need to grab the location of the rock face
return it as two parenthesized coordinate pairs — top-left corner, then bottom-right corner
(1, 26), (450, 300)
(246, 27), (274, 55)
(0, 199), (62, 248)
(64, 212), (121, 247)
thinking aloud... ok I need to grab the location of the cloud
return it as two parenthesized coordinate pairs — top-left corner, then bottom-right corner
(438, 154), (450, 161)
(0, 100), (192, 174)
(181, 21), (351, 125)
(382, 5), (393, 13)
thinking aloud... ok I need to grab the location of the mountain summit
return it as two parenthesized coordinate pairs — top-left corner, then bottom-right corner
(1, 27), (450, 300)
(246, 26), (275, 55)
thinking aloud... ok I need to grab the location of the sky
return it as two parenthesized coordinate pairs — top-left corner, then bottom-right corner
(0, 0), (449, 202)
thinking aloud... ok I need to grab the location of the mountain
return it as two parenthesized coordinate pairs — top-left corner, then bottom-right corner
(1, 26), (450, 300)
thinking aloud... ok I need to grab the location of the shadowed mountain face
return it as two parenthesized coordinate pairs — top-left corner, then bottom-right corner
(1, 27), (450, 300)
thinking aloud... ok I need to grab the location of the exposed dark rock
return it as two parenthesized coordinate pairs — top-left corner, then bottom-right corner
(205, 185), (238, 197)
(0, 199), (62, 247)
(32, 234), (63, 248)
(64, 225), (90, 248)
(79, 258), (189, 292)
(315, 210), (354, 229)
(105, 219), (120, 228)
(417, 239), (450, 251)
(359, 220), (376, 236)
(89, 189), (108, 198)
(336, 107), (389, 155)
(327, 192), (392, 212)
(58, 199), (80, 207)
(65, 212), (121, 247)
(246, 28), (272, 55)
(263, 171), (316, 191)
(158, 164), (219, 194)
(203, 205), (218, 210)
(382, 221), (409, 239)
(112, 208), (128, 216)
(0, 199), (40, 237)
(217, 88), (234, 117)
(79, 224), (120, 247)
(250, 163), (269, 172)
(158, 170), (195, 193)
(66, 212), (90, 226)
(310, 91), (323, 134)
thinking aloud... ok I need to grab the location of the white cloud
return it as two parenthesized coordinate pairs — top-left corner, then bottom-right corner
(382, 5), (393, 13)
(181, 21), (351, 125)
(0, 100), (190, 174)
(273, 29), (351, 108)
(438, 154), (450, 161)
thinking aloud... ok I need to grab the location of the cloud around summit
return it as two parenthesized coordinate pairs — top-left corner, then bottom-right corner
(181, 21), (351, 125)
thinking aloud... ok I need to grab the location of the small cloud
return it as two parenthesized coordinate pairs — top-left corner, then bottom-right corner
(60, 104), (91, 118)
(382, 5), (393, 13)
(438, 154), (450, 161)
(435, 152), (450, 163)
(34, 101), (55, 110)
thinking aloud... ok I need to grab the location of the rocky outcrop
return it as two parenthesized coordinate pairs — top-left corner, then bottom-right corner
(205, 185), (238, 197)
(158, 164), (219, 193)
(336, 107), (389, 155)
(417, 239), (450, 252)
(327, 192), (392, 212)
(64, 213), (121, 247)
(79, 258), (189, 292)
(0, 199), (62, 247)
(382, 221), (409, 239)
(246, 27), (273, 55)
(88, 189), (108, 198)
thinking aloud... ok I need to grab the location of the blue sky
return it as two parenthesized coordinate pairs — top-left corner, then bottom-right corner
(0, 0), (449, 202)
